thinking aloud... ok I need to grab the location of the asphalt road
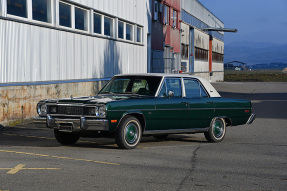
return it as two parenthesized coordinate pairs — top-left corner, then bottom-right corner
(1, 82), (286, 191)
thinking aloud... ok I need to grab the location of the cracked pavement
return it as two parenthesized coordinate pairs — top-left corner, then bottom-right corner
(1, 82), (287, 191)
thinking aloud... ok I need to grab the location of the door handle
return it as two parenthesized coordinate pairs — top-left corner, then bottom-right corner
(207, 102), (214, 104)
(181, 102), (189, 104)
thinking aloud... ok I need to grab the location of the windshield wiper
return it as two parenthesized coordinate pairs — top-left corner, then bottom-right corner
(98, 92), (115, 95)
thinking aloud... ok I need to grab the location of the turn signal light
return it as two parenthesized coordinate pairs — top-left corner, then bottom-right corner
(111, 120), (117, 123)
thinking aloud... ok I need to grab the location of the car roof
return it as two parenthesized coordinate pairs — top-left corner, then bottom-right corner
(114, 73), (221, 98)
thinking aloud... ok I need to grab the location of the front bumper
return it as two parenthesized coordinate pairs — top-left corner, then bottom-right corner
(246, 113), (256, 124)
(34, 115), (109, 132)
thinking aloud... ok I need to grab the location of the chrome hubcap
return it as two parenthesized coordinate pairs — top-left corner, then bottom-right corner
(125, 122), (138, 144)
(213, 119), (224, 138)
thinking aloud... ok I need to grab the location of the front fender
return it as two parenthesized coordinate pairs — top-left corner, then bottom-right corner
(110, 111), (146, 132)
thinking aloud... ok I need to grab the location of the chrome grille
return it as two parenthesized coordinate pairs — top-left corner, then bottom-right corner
(49, 105), (84, 115)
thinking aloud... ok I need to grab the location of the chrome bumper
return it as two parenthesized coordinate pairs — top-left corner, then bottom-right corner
(246, 113), (256, 124)
(33, 116), (109, 132)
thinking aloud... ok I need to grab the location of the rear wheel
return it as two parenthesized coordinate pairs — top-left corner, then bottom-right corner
(115, 116), (142, 149)
(54, 129), (80, 145)
(204, 118), (226, 142)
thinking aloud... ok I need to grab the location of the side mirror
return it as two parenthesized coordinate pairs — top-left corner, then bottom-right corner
(168, 91), (174, 98)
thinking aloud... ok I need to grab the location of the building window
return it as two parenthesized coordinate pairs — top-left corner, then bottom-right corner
(59, 2), (71, 28)
(164, 5), (169, 25)
(195, 48), (208, 61)
(172, 10), (177, 28)
(32, 0), (51, 23)
(104, 16), (113, 36)
(212, 52), (224, 63)
(7, 0), (27, 18)
(181, 44), (189, 59)
(94, 13), (101, 34)
(126, 23), (133, 41)
(118, 21), (124, 39)
(136, 26), (142, 43)
(75, 7), (87, 31)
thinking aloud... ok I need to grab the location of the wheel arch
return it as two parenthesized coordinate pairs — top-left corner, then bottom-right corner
(116, 112), (146, 133)
(211, 116), (232, 127)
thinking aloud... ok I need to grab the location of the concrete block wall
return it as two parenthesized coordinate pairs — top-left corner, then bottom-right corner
(0, 80), (108, 127)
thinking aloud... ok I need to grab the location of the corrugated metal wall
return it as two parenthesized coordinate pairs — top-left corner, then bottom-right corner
(0, 0), (151, 83)
(181, 0), (224, 30)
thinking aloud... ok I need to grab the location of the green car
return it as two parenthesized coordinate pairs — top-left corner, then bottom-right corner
(34, 74), (255, 149)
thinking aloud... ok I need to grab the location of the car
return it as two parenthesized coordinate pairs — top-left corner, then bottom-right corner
(34, 73), (255, 149)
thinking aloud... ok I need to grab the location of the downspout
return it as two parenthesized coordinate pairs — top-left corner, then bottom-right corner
(209, 35), (213, 74)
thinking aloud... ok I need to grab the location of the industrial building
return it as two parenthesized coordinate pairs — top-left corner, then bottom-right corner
(0, 0), (225, 126)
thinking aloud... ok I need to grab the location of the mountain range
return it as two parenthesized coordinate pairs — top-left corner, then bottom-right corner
(224, 42), (287, 65)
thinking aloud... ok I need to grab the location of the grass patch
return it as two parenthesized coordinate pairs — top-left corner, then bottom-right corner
(224, 69), (287, 82)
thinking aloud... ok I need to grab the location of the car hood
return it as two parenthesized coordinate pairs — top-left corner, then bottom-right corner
(42, 95), (149, 105)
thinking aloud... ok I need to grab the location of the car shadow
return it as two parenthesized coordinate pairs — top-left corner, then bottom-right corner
(1, 126), (208, 149)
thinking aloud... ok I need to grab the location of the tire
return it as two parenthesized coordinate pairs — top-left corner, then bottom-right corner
(115, 116), (142, 149)
(153, 134), (168, 140)
(204, 118), (226, 143)
(54, 129), (80, 145)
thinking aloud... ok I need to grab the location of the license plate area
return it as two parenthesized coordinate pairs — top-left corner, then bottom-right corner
(58, 123), (73, 132)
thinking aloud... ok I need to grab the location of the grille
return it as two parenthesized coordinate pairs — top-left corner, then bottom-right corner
(48, 105), (84, 115)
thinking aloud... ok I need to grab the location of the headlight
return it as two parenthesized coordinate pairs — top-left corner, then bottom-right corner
(37, 103), (47, 115)
(87, 105), (106, 117)
(98, 106), (106, 117)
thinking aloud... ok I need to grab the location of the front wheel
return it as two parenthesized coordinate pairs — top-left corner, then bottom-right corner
(115, 116), (142, 149)
(204, 118), (226, 142)
(54, 129), (80, 145)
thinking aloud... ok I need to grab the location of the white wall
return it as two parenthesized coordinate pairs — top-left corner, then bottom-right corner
(181, 0), (224, 31)
(194, 28), (209, 50)
(212, 38), (224, 54)
(0, 0), (151, 83)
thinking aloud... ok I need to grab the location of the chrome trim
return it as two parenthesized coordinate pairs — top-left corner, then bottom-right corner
(215, 108), (251, 110)
(246, 114), (256, 124)
(34, 116), (109, 131)
(155, 77), (165, 97)
(80, 117), (87, 130)
(33, 116), (47, 123)
(109, 108), (215, 112)
(47, 115), (55, 128)
(47, 103), (106, 107)
(143, 127), (209, 135)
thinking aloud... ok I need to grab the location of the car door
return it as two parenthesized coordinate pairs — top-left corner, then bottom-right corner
(183, 78), (215, 129)
(152, 78), (189, 130)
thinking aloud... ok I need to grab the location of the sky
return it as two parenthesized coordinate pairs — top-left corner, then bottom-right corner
(198, 0), (287, 45)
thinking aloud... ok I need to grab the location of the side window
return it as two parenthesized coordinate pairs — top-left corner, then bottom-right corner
(158, 81), (166, 97)
(166, 78), (182, 97)
(200, 85), (208, 98)
(184, 79), (208, 98)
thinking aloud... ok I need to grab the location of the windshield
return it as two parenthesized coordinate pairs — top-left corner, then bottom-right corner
(98, 76), (162, 96)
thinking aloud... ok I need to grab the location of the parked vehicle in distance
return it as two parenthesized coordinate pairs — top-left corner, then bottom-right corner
(34, 73), (255, 149)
